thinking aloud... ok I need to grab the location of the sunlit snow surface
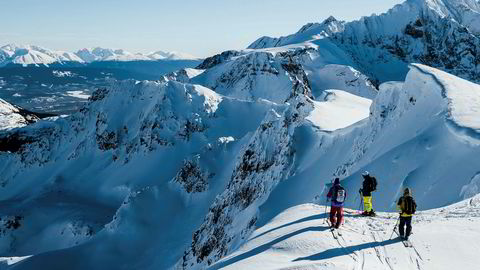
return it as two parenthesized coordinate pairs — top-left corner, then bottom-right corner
(1, 61), (480, 270)
(2, 0), (480, 267)
(306, 90), (372, 131)
(212, 196), (480, 270)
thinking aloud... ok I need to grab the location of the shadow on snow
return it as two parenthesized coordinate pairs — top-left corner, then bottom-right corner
(293, 238), (401, 262)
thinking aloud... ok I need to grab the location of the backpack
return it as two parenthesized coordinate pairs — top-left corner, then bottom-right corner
(363, 176), (377, 192)
(333, 186), (346, 203)
(402, 196), (417, 215)
(371, 177), (377, 191)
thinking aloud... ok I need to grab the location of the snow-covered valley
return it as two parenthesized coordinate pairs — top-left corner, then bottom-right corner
(0, 0), (480, 269)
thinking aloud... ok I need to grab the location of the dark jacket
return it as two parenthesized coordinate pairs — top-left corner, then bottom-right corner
(361, 175), (377, 196)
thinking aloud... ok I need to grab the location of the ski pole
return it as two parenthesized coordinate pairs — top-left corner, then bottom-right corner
(389, 215), (401, 240)
(358, 189), (363, 214)
(324, 198), (329, 225)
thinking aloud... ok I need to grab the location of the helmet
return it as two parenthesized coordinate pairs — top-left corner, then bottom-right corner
(362, 171), (370, 177)
(404, 188), (411, 195)
(333, 177), (340, 185)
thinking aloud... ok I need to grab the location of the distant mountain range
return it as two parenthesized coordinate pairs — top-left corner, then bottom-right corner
(0, 44), (199, 67)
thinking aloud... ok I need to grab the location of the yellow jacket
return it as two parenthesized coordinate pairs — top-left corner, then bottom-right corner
(397, 196), (416, 217)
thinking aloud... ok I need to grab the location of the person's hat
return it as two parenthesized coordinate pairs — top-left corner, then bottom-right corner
(333, 178), (340, 185)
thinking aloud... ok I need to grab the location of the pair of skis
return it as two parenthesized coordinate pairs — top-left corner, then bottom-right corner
(330, 227), (342, 239)
(326, 219), (343, 239)
(394, 229), (413, 248)
(401, 238), (413, 247)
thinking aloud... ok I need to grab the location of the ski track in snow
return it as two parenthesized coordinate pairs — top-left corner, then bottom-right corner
(212, 201), (480, 270)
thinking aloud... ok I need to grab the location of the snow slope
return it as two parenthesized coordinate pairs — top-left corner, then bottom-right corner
(0, 78), (285, 269)
(178, 63), (480, 269)
(74, 48), (199, 62)
(248, 0), (480, 83)
(0, 99), (40, 130)
(1, 1), (480, 267)
(211, 197), (480, 270)
(248, 16), (345, 49)
(1, 59), (479, 269)
(189, 50), (313, 103)
(306, 90), (372, 132)
(0, 44), (84, 67)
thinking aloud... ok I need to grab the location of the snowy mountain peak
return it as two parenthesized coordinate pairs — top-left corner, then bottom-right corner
(322, 15), (338, 24)
(0, 44), (199, 66)
(248, 17), (345, 49)
(0, 44), (85, 67)
(74, 47), (200, 62)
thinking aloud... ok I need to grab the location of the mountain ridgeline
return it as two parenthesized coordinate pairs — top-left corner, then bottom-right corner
(249, 0), (480, 83)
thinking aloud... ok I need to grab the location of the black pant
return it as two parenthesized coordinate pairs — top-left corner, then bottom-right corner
(399, 216), (412, 237)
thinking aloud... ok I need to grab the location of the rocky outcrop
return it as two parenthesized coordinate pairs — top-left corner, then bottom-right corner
(172, 157), (211, 193)
(178, 92), (314, 268)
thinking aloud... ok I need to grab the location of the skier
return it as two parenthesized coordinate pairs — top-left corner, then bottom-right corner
(397, 187), (417, 240)
(359, 171), (377, 216)
(327, 178), (347, 229)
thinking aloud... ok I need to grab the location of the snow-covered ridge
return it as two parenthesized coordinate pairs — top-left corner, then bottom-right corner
(168, 49), (314, 103)
(178, 63), (480, 268)
(0, 44), (84, 67)
(0, 77), (283, 269)
(1, 61), (479, 269)
(0, 44), (199, 67)
(0, 98), (42, 130)
(76, 47), (199, 62)
(247, 0), (480, 83)
(2, 1), (480, 267)
(248, 16), (345, 49)
(410, 64), (480, 133)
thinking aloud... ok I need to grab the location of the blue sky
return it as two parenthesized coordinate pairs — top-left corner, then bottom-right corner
(1, 0), (404, 57)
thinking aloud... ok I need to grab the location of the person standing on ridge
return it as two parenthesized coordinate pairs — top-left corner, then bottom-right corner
(327, 178), (347, 229)
(397, 188), (417, 240)
(359, 171), (377, 216)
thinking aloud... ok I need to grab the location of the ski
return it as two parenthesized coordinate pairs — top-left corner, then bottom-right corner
(337, 229), (343, 236)
(330, 228), (338, 239)
(402, 240), (413, 248)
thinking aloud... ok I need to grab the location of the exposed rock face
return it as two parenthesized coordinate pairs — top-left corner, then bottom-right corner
(189, 50), (314, 103)
(247, 0), (480, 83)
(172, 157), (210, 194)
(178, 92), (314, 268)
(196, 50), (244, 70)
